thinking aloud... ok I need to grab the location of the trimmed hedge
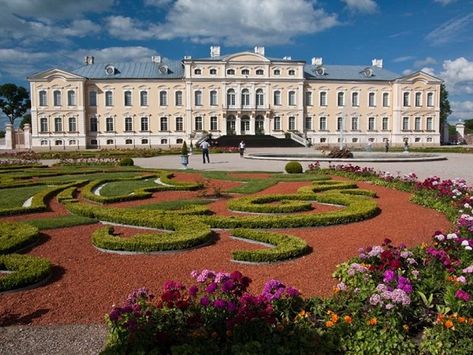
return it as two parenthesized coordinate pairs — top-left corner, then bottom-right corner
(0, 254), (52, 292)
(0, 222), (40, 254)
(297, 180), (359, 194)
(231, 229), (309, 262)
(285, 161), (303, 174)
(27, 215), (98, 230)
(228, 194), (314, 213)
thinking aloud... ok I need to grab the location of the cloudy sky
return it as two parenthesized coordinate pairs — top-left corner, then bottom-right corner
(1, 0), (473, 124)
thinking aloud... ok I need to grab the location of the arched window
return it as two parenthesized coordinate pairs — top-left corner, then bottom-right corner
(124, 91), (132, 106)
(273, 69), (280, 75)
(227, 89), (236, 106)
(39, 90), (47, 106)
(351, 117), (359, 130)
(68, 117), (77, 132)
(415, 92), (422, 107)
(383, 92), (389, 107)
(160, 117), (168, 131)
(160, 91), (167, 106)
(273, 90), (281, 105)
(319, 91), (327, 106)
(210, 69), (217, 75)
(241, 89), (250, 106)
(194, 68), (202, 75)
(125, 139), (133, 145)
(256, 69), (264, 75)
(256, 89), (264, 106)
(337, 92), (344, 106)
(194, 90), (202, 106)
(288, 69), (295, 76)
(427, 93), (434, 107)
(368, 92), (375, 107)
(124, 117), (133, 132)
(288, 91), (296, 106)
(40, 118), (48, 132)
(106, 117), (114, 132)
(140, 91), (148, 106)
(67, 90), (76, 106)
(53, 90), (61, 106)
(105, 91), (113, 106)
(242, 69), (250, 75)
(106, 139), (114, 145)
(227, 69), (235, 75)
(352, 92), (359, 106)
(141, 117), (149, 131)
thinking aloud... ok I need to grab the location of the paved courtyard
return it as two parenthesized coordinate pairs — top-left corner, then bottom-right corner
(134, 147), (473, 185)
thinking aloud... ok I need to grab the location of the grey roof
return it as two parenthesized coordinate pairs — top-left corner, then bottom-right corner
(304, 64), (400, 81)
(72, 59), (184, 79)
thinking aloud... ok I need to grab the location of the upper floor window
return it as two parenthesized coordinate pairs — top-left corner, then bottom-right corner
(368, 92), (375, 107)
(106, 117), (114, 132)
(160, 91), (167, 106)
(227, 69), (235, 75)
(351, 117), (359, 130)
(210, 116), (218, 131)
(195, 116), (203, 131)
(39, 90), (47, 106)
(241, 89), (250, 106)
(241, 69), (250, 75)
(141, 117), (149, 131)
(288, 91), (296, 106)
(352, 92), (359, 107)
(210, 68), (217, 75)
(40, 117), (48, 132)
(125, 117), (133, 132)
(274, 90), (281, 105)
(288, 69), (295, 76)
(427, 92), (434, 107)
(337, 92), (345, 106)
(319, 116), (327, 130)
(89, 91), (97, 107)
(105, 91), (113, 106)
(53, 90), (61, 106)
(337, 117), (343, 131)
(140, 91), (148, 106)
(273, 116), (281, 130)
(256, 89), (264, 106)
(402, 116), (409, 130)
(368, 117), (375, 131)
(160, 117), (168, 131)
(256, 69), (264, 75)
(319, 91), (327, 106)
(68, 117), (77, 132)
(176, 117), (184, 131)
(194, 68), (202, 75)
(289, 116), (296, 130)
(175, 91), (182, 106)
(305, 116), (312, 130)
(415, 92), (422, 107)
(305, 91), (312, 106)
(426, 117), (433, 130)
(210, 90), (218, 106)
(227, 89), (236, 106)
(382, 92), (389, 107)
(273, 69), (280, 75)
(403, 92), (410, 106)
(90, 117), (98, 132)
(382, 117), (389, 130)
(194, 90), (202, 106)
(415, 116), (421, 130)
(54, 117), (62, 132)
(124, 90), (132, 106)
(67, 90), (76, 106)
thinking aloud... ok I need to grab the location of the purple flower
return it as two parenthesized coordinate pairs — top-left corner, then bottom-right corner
(369, 294), (382, 306)
(383, 270), (396, 283)
(222, 279), (235, 293)
(213, 299), (227, 309)
(189, 285), (198, 297)
(206, 282), (218, 294)
(385, 303), (394, 310)
(200, 296), (210, 306)
(286, 286), (300, 297)
(455, 289), (471, 302)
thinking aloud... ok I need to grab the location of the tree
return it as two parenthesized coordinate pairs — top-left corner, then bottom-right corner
(0, 84), (31, 125)
(464, 118), (473, 133)
(440, 83), (452, 126)
(19, 113), (31, 129)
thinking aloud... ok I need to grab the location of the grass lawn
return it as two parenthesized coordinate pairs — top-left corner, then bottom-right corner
(99, 178), (159, 197)
(0, 185), (48, 209)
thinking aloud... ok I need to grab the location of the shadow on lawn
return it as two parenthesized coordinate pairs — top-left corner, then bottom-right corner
(0, 309), (50, 326)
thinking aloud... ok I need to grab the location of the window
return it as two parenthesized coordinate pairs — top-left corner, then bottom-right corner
(40, 118), (48, 132)
(352, 138), (359, 143)
(337, 117), (343, 131)
(125, 117), (133, 132)
(68, 117), (77, 132)
(415, 92), (422, 107)
(337, 92), (345, 106)
(210, 116), (218, 131)
(241, 89), (250, 106)
(124, 91), (132, 106)
(256, 69), (264, 75)
(140, 91), (148, 106)
(210, 90), (218, 106)
(175, 91), (182, 106)
(256, 89), (264, 106)
(403, 92), (410, 106)
(382, 117), (389, 130)
(368, 117), (375, 131)
(227, 69), (235, 75)
(90, 117), (98, 132)
(352, 92), (359, 107)
(368, 92), (375, 107)
(402, 117), (409, 130)
(54, 117), (62, 132)
(39, 90), (47, 106)
(305, 117), (312, 130)
(194, 68), (202, 75)
(351, 117), (359, 131)
(41, 140), (48, 146)
(273, 69), (280, 75)
(320, 138), (327, 143)
(288, 117), (296, 130)
(160, 91), (167, 106)
(305, 91), (312, 106)
(319, 117), (327, 130)
(195, 116), (203, 131)
(288, 69), (295, 76)
(141, 139), (149, 145)
(105, 91), (113, 106)
(53, 90), (61, 106)
(319, 91), (327, 106)
(141, 117), (149, 131)
(273, 116), (281, 130)
(242, 69), (250, 75)
(176, 138), (183, 144)
(176, 117), (184, 131)
(160, 117), (168, 131)
(273, 90), (281, 105)
(383, 93), (389, 107)
(106, 117), (114, 132)
(426, 117), (433, 130)
(125, 139), (133, 145)
(161, 139), (168, 145)
(427, 137), (433, 143)
(415, 117), (421, 131)
(288, 91), (296, 106)
(427, 93), (434, 107)
(89, 91), (97, 106)
(55, 140), (63, 146)
(67, 90), (76, 106)
(194, 90), (202, 106)
(210, 68), (217, 75)
(106, 139), (114, 145)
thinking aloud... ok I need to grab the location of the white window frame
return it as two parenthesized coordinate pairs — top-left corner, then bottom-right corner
(368, 92), (376, 107)
(54, 117), (62, 132)
(337, 92), (345, 107)
(105, 91), (113, 107)
(194, 90), (202, 106)
(68, 117), (77, 132)
(40, 117), (48, 132)
(210, 116), (218, 131)
(319, 91), (327, 106)
(288, 91), (296, 106)
(382, 92), (389, 107)
(124, 90), (132, 106)
(210, 90), (218, 106)
(256, 89), (264, 107)
(175, 91), (182, 106)
(319, 116), (327, 130)
(273, 90), (281, 106)
(160, 90), (168, 106)
(124, 117), (133, 132)
(39, 90), (47, 106)
(351, 92), (359, 107)
(160, 117), (168, 131)
(67, 90), (76, 106)
(415, 92), (422, 107)
(176, 117), (184, 131)
(53, 90), (61, 106)
(141, 117), (149, 131)
(106, 117), (114, 132)
(368, 117), (376, 131)
(140, 91), (148, 107)
(273, 116), (281, 130)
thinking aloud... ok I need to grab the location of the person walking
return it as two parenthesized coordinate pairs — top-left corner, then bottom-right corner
(200, 139), (210, 164)
(385, 139), (390, 153)
(239, 140), (246, 157)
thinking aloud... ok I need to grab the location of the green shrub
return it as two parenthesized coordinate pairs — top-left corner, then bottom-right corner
(0, 254), (52, 292)
(228, 194), (313, 213)
(0, 222), (39, 254)
(27, 215), (97, 230)
(285, 161), (303, 174)
(118, 157), (134, 166)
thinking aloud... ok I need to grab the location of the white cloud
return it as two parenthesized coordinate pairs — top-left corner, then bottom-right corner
(420, 67), (436, 76)
(425, 14), (473, 46)
(342, 0), (378, 13)
(402, 69), (413, 75)
(451, 100), (473, 120)
(439, 57), (473, 93)
(434, 0), (457, 5)
(414, 57), (437, 67)
(106, 0), (338, 46)
(68, 47), (158, 64)
(144, 0), (174, 7)
(393, 56), (415, 63)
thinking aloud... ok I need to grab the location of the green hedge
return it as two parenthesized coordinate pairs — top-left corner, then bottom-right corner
(0, 222), (40, 254)
(297, 180), (359, 194)
(27, 215), (98, 230)
(0, 254), (52, 292)
(228, 194), (314, 213)
(231, 229), (309, 262)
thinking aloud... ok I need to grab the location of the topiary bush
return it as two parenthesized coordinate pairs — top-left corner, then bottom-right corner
(0, 222), (39, 254)
(0, 254), (52, 292)
(118, 157), (134, 166)
(285, 161), (303, 174)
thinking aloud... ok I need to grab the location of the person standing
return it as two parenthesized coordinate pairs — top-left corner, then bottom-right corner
(200, 139), (210, 164)
(239, 140), (246, 157)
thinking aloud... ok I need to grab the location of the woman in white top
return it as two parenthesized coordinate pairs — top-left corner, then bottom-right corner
(239, 141), (246, 157)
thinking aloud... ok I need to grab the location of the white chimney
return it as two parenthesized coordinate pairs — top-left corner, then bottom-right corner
(312, 57), (323, 66)
(372, 58), (383, 68)
(283, 56), (292, 60)
(210, 46), (220, 58)
(151, 55), (162, 63)
(84, 56), (94, 65)
(184, 55), (192, 60)
(254, 46), (265, 56)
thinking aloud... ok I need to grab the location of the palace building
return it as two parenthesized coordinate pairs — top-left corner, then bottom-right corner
(27, 46), (442, 150)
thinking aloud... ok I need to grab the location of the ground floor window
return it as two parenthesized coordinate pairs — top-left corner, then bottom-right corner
(176, 117), (184, 131)
(55, 140), (63, 145)
(382, 117), (389, 130)
(176, 138), (183, 144)
(352, 138), (358, 143)
(195, 117), (203, 131)
(305, 117), (312, 130)
(41, 140), (48, 146)
(320, 137), (326, 143)
(106, 139), (114, 145)
(415, 137), (421, 143)
(319, 117), (327, 131)
(125, 139), (133, 145)
(69, 140), (76, 145)
(427, 137), (433, 142)
(141, 139), (149, 145)
(161, 139), (168, 145)
(106, 118), (114, 132)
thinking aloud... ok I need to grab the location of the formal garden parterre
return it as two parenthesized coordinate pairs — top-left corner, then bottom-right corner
(0, 161), (471, 353)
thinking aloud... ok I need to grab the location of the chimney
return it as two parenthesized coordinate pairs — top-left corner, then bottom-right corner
(254, 46), (265, 56)
(210, 46), (220, 58)
(283, 56), (292, 60)
(372, 58), (383, 68)
(151, 55), (162, 63)
(183, 55), (192, 60)
(311, 57), (323, 66)
(84, 56), (94, 65)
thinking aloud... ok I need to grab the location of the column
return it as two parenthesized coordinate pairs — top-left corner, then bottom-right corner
(221, 114), (227, 135)
(185, 81), (192, 138)
(264, 113), (270, 135)
(23, 123), (31, 149)
(5, 124), (13, 150)
(236, 114), (241, 135)
(249, 114), (255, 135)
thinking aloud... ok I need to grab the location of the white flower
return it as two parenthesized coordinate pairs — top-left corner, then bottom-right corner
(464, 203), (471, 209)
(447, 233), (458, 240)
(435, 234), (445, 241)
(461, 240), (470, 246)
(466, 246), (472, 251)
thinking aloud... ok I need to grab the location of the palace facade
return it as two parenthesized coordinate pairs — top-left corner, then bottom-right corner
(28, 46), (442, 150)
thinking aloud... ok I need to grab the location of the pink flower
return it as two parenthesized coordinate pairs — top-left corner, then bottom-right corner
(455, 289), (471, 302)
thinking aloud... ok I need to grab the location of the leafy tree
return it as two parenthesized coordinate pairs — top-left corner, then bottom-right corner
(0, 84), (31, 125)
(464, 119), (473, 133)
(19, 113), (31, 129)
(440, 83), (452, 126)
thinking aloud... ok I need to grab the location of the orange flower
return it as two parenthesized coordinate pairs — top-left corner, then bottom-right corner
(368, 317), (378, 326)
(458, 317), (466, 323)
(298, 310), (309, 318)
(343, 315), (352, 324)
(468, 318), (473, 325)
(444, 320), (454, 329)
(331, 314), (339, 323)
(333, 287), (340, 293)
(325, 320), (335, 328)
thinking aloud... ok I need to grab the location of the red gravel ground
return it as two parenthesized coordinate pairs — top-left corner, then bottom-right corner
(0, 176), (452, 326)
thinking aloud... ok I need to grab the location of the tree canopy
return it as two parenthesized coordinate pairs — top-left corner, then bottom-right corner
(0, 83), (31, 125)
(440, 83), (452, 126)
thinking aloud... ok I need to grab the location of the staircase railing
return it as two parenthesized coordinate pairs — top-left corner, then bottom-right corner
(289, 132), (309, 147)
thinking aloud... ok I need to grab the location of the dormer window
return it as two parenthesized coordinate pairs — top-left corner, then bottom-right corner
(315, 66), (325, 76)
(227, 69), (235, 75)
(242, 69), (250, 75)
(273, 69), (280, 75)
(256, 69), (264, 75)
(194, 68), (202, 75)
(210, 68), (217, 75)
(361, 68), (374, 77)
(105, 65), (115, 76)
(288, 69), (295, 76)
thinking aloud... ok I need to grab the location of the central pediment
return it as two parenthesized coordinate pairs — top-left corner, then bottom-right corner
(223, 52), (270, 63)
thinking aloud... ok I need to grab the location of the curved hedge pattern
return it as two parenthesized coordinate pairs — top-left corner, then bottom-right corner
(0, 253), (52, 292)
(228, 195), (314, 213)
(0, 222), (40, 254)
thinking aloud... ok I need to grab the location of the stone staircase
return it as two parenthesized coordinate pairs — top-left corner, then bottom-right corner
(214, 135), (304, 148)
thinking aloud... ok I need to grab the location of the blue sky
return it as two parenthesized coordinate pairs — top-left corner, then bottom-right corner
(1, 0), (473, 126)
